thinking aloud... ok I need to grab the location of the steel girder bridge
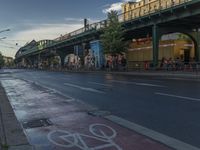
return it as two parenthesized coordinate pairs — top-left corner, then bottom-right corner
(15, 0), (200, 67)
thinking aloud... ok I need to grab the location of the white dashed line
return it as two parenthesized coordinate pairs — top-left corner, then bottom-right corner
(88, 82), (112, 87)
(110, 80), (165, 87)
(155, 92), (200, 102)
(166, 78), (200, 82)
(64, 83), (105, 94)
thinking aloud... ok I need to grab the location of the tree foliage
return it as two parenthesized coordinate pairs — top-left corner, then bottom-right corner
(101, 11), (127, 55)
(0, 52), (4, 68)
(177, 33), (190, 40)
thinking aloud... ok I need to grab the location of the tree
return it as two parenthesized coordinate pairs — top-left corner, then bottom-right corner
(101, 10), (127, 55)
(177, 33), (190, 40)
(0, 52), (4, 68)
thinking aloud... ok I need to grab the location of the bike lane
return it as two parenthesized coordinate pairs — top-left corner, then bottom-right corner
(1, 78), (172, 150)
(27, 112), (173, 150)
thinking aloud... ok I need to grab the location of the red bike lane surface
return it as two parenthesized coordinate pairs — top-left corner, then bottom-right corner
(1, 79), (173, 150)
(25, 112), (172, 150)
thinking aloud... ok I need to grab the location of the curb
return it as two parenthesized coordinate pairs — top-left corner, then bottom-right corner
(88, 110), (200, 150)
(104, 115), (200, 150)
(62, 70), (200, 78)
(2, 69), (200, 79)
(0, 84), (33, 150)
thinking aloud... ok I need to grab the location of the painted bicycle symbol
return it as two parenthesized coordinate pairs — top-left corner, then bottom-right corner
(47, 123), (123, 150)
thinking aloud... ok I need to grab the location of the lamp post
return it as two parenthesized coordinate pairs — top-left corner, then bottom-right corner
(0, 29), (10, 68)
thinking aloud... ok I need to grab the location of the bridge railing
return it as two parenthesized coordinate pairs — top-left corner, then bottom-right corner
(54, 20), (107, 42)
(119, 0), (192, 22)
(54, 0), (192, 43)
(127, 60), (200, 72)
(17, 0), (193, 58)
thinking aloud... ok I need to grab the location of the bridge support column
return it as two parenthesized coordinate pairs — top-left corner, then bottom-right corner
(60, 55), (65, 68)
(182, 29), (200, 62)
(57, 51), (66, 68)
(37, 54), (41, 69)
(195, 30), (200, 62)
(27, 57), (34, 68)
(152, 24), (159, 68)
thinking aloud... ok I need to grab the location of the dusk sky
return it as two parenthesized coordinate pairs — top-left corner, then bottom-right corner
(0, 0), (133, 57)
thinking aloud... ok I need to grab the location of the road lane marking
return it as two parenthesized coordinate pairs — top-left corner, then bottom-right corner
(64, 83), (105, 94)
(155, 92), (200, 102)
(135, 83), (164, 87)
(105, 115), (200, 150)
(166, 77), (200, 82)
(88, 82), (112, 87)
(110, 80), (165, 87)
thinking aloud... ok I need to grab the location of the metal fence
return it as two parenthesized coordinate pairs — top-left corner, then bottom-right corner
(128, 60), (200, 72)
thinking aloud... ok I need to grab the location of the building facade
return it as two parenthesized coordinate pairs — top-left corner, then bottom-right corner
(127, 39), (195, 70)
(122, 0), (187, 21)
(122, 0), (196, 70)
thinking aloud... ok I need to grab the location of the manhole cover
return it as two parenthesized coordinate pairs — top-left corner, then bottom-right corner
(88, 110), (111, 117)
(23, 118), (53, 129)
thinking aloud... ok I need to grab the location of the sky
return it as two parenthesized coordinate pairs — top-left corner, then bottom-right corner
(0, 0), (136, 58)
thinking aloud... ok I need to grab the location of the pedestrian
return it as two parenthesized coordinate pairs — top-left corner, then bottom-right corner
(121, 56), (127, 71)
(160, 57), (165, 69)
(167, 57), (173, 71)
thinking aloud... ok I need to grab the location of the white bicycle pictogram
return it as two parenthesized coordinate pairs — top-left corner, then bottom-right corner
(47, 123), (123, 150)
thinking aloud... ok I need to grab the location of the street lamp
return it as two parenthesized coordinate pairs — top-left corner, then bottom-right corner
(0, 29), (10, 34)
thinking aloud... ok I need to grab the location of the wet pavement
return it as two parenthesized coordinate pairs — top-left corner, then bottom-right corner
(10, 69), (200, 148)
(0, 74), (172, 150)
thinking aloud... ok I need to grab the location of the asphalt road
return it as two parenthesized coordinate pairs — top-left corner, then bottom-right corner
(4, 69), (200, 148)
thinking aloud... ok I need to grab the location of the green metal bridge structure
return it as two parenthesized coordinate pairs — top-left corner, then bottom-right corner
(15, 0), (200, 68)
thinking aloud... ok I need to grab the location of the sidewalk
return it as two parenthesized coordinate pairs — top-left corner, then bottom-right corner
(0, 76), (175, 150)
(1, 68), (200, 79)
(110, 70), (200, 78)
(0, 84), (33, 150)
(61, 69), (200, 79)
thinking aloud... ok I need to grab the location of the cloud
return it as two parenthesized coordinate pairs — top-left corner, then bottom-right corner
(1, 17), (100, 57)
(11, 23), (83, 42)
(65, 17), (83, 22)
(12, 18), (100, 43)
(103, 0), (139, 14)
(1, 22), (83, 57)
(103, 2), (123, 14)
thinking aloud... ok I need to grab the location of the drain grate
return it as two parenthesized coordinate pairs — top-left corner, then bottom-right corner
(22, 118), (53, 129)
(88, 110), (111, 117)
